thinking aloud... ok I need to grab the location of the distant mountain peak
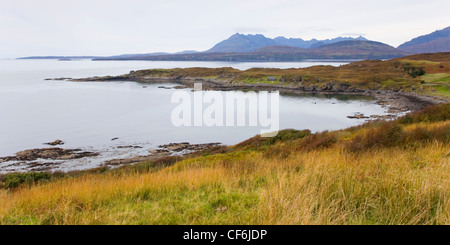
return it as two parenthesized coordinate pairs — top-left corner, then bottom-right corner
(207, 33), (373, 53)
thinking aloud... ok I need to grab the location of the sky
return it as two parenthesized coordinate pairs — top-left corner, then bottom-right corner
(0, 0), (449, 58)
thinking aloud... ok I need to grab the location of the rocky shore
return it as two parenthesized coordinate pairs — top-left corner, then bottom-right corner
(0, 148), (99, 162)
(66, 75), (446, 114)
(28, 57), (448, 173)
(0, 148), (99, 172)
(103, 142), (221, 166)
(0, 142), (222, 173)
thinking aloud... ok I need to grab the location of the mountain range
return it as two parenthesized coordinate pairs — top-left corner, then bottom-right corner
(398, 26), (450, 54)
(94, 40), (406, 61)
(207, 33), (368, 53)
(19, 25), (450, 61)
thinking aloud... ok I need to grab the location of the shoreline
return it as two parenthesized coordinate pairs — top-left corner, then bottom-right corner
(0, 78), (408, 173)
(68, 53), (450, 113)
(70, 75), (446, 113)
(4, 54), (448, 173)
(1, 75), (437, 173)
(0, 142), (223, 173)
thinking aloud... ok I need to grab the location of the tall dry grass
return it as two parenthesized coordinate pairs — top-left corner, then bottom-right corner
(0, 113), (449, 225)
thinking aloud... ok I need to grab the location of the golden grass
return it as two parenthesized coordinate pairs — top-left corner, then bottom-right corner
(1, 119), (449, 225)
(1, 104), (449, 225)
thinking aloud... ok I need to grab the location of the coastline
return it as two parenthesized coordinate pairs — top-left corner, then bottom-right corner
(7, 73), (436, 173)
(3, 54), (449, 173)
(68, 53), (450, 113)
(70, 75), (446, 113)
(1, 76), (410, 173)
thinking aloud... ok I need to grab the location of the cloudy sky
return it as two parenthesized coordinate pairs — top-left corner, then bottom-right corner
(0, 0), (449, 58)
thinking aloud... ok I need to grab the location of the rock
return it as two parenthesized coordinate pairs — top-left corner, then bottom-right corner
(117, 145), (144, 149)
(347, 113), (369, 119)
(388, 107), (408, 113)
(158, 86), (173, 89)
(160, 142), (190, 152)
(173, 86), (187, 89)
(46, 77), (73, 81)
(1, 148), (99, 162)
(104, 142), (222, 167)
(117, 145), (142, 149)
(44, 139), (64, 146)
(370, 114), (397, 120)
(27, 161), (61, 169)
(158, 142), (221, 152)
(104, 155), (162, 166)
(117, 146), (133, 149)
(149, 149), (170, 154)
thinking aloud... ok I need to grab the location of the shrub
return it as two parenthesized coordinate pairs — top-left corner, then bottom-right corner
(366, 121), (404, 148)
(399, 103), (450, 124)
(403, 65), (425, 78)
(346, 121), (449, 152)
(267, 129), (311, 145)
(153, 156), (182, 166)
(234, 129), (311, 150)
(297, 131), (337, 151)
(429, 124), (450, 143)
(346, 121), (405, 152)
(345, 135), (365, 152)
(404, 125), (450, 146)
(191, 145), (229, 157)
(3, 172), (52, 189)
(408, 126), (433, 142)
(263, 146), (292, 159)
(234, 136), (268, 149)
(129, 162), (156, 173)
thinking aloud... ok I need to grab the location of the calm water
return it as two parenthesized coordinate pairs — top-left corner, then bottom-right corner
(0, 59), (390, 171)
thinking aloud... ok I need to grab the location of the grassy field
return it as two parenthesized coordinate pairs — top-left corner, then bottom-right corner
(0, 104), (449, 225)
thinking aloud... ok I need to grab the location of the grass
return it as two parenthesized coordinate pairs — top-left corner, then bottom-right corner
(242, 76), (281, 85)
(432, 85), (450, 96)
(0, 104), (449, 225)
(421, 73), (450, 83)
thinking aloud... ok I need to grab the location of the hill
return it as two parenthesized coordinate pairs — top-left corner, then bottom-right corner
(398, 26), (450, 54)
(393, 52), (450, 62)
(107, 52), (170, 59)
(312, 40), (409, 59)
(207, 33), (368, 53)
(252, 45), (308, 54)
(20, 28), (450, 61)
(86, 52), (450, 101)
(207, 33), (277, 53)
(18, 50), (200, 60)
(95, 40), (408, 61)
(17, 56), (102, 60)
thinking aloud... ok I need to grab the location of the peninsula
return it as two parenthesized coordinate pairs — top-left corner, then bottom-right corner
(72, 53), (450, 112)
